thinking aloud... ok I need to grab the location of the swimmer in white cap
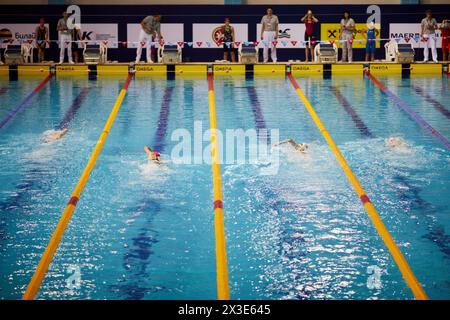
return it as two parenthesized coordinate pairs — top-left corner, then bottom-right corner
(385, 137), (410, 152)
(42, 128), (68, 143)
(275, 139), (308, 152)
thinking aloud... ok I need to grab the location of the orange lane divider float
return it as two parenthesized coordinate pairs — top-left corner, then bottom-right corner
(22, 72), (134, 300)
(207, 72), (230, 300)
(287, 73), (428, 300)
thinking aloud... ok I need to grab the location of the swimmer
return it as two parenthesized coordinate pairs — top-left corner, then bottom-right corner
(43, 128), (68, 143)
(385, 137), (410, 151)
(275, 139), (308, 152)
(144, 146), (161, 163)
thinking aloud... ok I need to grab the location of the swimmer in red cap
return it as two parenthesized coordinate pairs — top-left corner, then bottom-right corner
(144, 146), (161, 163)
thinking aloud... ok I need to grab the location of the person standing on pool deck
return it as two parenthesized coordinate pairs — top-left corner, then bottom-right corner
(57, 11), (74, 64)
(420, 10), (438, 63)
(301, 10), (318, 62)
(135, 14), (162, 64)
(221, 18), (236, 62)
(71, 24), (83, 63)
(260, 8), (279, 63)
(340, 11), (355, 63)
(35, 18), (48, 63)
(364, 22), (378, 62)
(439, 19), (450, 61)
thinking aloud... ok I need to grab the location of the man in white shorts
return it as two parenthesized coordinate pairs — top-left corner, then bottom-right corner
(260, 8), (279, 63)
(57, 11), (73, 64)
(421, 10), (438, 63)
(136, 14), (162, 64)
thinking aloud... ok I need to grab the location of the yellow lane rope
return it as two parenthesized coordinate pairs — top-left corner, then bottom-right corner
(207, 72), (230, 300)
(287, 73), (428, 300)
(22, 72), (134, 300)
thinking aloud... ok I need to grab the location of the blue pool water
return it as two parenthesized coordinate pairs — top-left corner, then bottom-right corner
(0, 74), (449, 300)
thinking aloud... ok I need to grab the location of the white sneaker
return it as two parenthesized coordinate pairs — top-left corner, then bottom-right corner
(433, 59), (438, 63)
(423, 60), (429, 63)
(69, 61), (74, 64)
(146, 60), (154, 64)
(135, 60), (140, 64)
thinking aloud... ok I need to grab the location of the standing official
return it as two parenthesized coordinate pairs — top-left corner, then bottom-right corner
(260, 8), (279, 63)
(135, 14), (162, 64)
(421, 10), (438, 63)
(57, 11), (73, 64)
(340, 11), (355, 63)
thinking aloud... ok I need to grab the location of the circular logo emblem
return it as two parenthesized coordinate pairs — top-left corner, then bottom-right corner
(212, 26), (224, 46)
(0, 28), (13, 43)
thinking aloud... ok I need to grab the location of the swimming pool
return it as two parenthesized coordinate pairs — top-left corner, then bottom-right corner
(0, 72), (449, 300)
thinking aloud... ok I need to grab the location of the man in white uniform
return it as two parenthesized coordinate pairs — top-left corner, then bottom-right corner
(136, 14), (162, 64)
(421, 10), (438, 63)
(260, 8), (279, 63)
(57, 11), (73, 64)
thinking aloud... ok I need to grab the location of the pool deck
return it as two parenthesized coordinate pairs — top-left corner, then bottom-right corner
(0, 61), (448, 78)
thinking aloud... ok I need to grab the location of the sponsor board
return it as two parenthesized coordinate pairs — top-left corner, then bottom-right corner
(410, 63), (442, 74)
(254, 64), (285, 76)
(97, 65), (129, 76)
(127, 24), (184, 48)
(291, 64), (323, 75)
(175, 64), (207, 75)
(18, 65), (50, 76)
(389, 23), (442, 48)
(331, 64), (364, 75)
(369, 63), (401, 75)
(0, 66), (8, 77)
(134, 64), (167, 76)
(321, 23), (381, 48)
(0, 24), (50, 48)
(56, 65), (88, 75)
(257, 24), (306, 48)
(213, 64), (245, 75)
(79, 24), (118, 48)
(192, 24), (248, 48)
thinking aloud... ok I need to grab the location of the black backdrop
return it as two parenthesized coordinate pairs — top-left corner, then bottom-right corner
(1, 4), (450, 62)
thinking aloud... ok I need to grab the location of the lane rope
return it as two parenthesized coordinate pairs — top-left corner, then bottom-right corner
(0, 73), (54, 130)
(330, 85), (374, 138)
(207, 72), (230, 300)
(22, 73), (134, 300)
(58, 88), (91, 130)
(287, 73), (428, 300)
(365, 70), (450, 150)
(413, 85), (450, 120)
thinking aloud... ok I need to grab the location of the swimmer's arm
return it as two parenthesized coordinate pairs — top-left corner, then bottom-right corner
(144, 146), (152, 156)
(59, 128), (68, 138)
(274, 139), (294, 146)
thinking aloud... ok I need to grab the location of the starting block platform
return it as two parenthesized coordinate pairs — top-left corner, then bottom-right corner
(0, 62), (447, 79)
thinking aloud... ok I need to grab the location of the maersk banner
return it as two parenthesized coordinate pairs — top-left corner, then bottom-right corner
(126, 23), (184, 48)
(389, 23), (442, 48)
(192, 23), (248, 48)
(256, 24), (306, 48)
